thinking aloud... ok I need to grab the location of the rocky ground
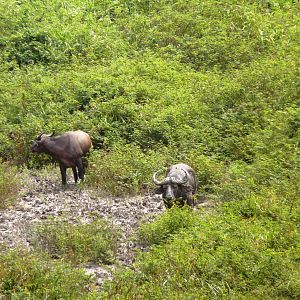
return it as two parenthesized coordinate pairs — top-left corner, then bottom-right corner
(0, 170), (166, 286)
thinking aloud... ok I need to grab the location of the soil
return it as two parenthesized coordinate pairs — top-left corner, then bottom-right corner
(0, 170), (166, 286)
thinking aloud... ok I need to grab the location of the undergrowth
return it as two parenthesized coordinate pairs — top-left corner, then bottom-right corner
(32, 218), (121, 265)
(0, 160), (21, 209)
(0, 0), (299, 298)
(102, 198), (300, 299)
(0, 248), (94, 299)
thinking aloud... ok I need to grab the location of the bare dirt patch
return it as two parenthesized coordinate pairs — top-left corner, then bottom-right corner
(0, 170), (165, 286)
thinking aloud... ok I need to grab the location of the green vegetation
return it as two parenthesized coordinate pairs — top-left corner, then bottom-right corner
(87, 143), (171, 195)
(103, 202), (300, 299)
(0, 160), (21, 209)
(0, 0), (299, 298)
(137, 206), (202, 247)
(32, 219), (120, 264)
(0, 249), (94, 298)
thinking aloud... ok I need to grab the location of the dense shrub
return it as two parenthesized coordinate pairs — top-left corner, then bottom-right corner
(137, 206), (205, 247)
(0, 0), (130, 67)
(102, 197), (300, 299)
(86, 143), (173, 196)
(118, 0), (298, 71)
(0, 0), (299, 298)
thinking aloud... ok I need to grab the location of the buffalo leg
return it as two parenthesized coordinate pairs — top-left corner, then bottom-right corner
(76, 158), (84, 181)
(59, 164), (67, 185)
(186, 193), (194, 207)
(72, 166), (78, 183)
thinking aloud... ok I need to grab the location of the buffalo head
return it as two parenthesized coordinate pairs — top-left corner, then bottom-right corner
(153, 163), (197, 208)
(30, 132), (55, 153)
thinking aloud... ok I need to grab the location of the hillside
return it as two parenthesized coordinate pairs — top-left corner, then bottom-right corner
(0, 0), (299, 298)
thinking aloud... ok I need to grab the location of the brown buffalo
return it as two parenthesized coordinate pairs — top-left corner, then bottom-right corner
(153, 163), (197, 208)
(30, 130), (92, 185)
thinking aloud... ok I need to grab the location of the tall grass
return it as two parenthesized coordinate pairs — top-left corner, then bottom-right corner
(102, 198), (300, 299)
(0, 160), (21, 209)
(0, 248), (94, 299)
(0, 0), (299, 298)
(32, 219), (121, 264)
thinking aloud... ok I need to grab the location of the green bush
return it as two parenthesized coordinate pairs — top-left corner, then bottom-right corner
(137, 206), (204, 247)
(0, 0), (299, 297)
(1, 0), (129, 67)
(0, 249), (93, 299)
(118, 0), (298, 71)
(86, 143), (172, 195)
(0, 160), (21, 209)
(103, 198), (300, 299)
(187, 153), (226, 195)
(32, 219), (120, 264)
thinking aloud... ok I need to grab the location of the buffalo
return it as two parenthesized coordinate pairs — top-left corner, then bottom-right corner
(153, 163), (197, 208)
(30, 130), (92, 185)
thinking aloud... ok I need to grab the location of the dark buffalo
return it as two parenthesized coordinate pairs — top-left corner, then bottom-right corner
(153, 163), (197, 208)
(30, 130), (92, 185)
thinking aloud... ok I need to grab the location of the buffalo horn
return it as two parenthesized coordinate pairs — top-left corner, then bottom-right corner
(36, 133), (44, 140)
(37, 132), (54, 140)
(46, 132), (55, 137)
(153, 170), (170, 185)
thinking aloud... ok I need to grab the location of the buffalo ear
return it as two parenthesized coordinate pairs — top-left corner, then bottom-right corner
(154, 186), (163, 194)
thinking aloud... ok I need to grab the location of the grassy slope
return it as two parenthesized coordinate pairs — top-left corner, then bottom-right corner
(0, 0), (299, 298)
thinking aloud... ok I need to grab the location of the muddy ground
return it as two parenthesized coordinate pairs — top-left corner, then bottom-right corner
(0, 170), (167, 286)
